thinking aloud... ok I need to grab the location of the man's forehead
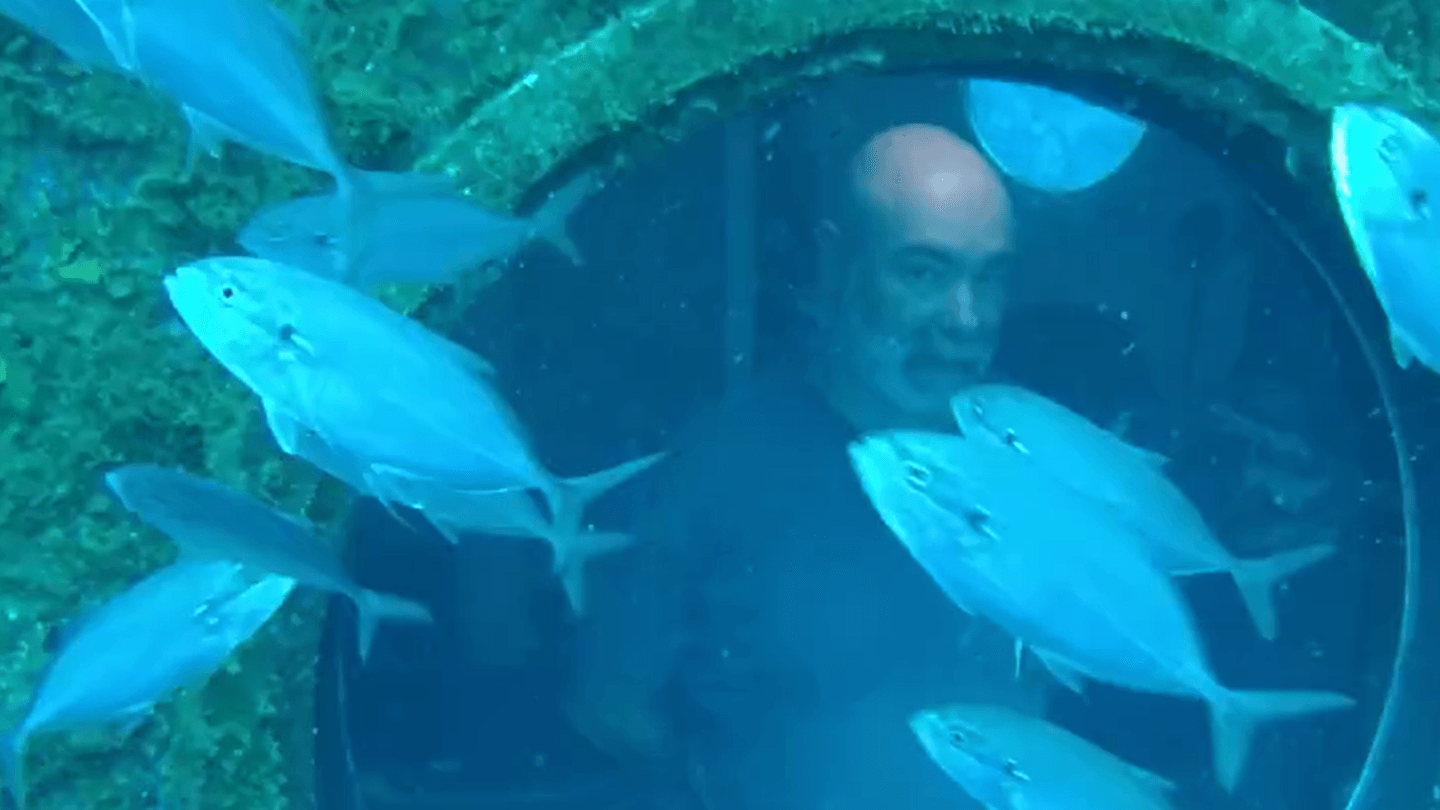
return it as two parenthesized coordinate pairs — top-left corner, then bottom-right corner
(850, 124), (1012, 247)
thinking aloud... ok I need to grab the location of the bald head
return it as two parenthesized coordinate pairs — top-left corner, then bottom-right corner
(849, 123), (1012, 252)
(818, 123), (1016, 433)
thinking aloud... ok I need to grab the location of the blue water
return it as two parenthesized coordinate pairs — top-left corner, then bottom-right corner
(1, 0), (1435, 804)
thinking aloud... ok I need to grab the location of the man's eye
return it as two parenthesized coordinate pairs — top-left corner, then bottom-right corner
(898, 261), (942, 283)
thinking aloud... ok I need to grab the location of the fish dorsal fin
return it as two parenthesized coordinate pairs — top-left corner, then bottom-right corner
(262, 399), (305, 455)
(1125, 441), (1169, 468)
(1123, 762), (1177, 795)
(429, 334), (497, 378)
(1391, 326), (1416, 369)
(181, 106), (231, 171)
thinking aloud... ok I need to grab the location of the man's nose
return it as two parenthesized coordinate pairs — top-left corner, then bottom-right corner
(943, 280), (982, 332)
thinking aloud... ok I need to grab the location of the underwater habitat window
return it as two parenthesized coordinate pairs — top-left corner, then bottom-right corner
(322, 68), (1436, 810)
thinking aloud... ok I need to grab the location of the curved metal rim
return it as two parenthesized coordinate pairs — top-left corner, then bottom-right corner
(1247, 189), (1439, 810)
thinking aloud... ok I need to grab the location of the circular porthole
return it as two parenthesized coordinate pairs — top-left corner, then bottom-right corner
(323, 62), (1440, 810)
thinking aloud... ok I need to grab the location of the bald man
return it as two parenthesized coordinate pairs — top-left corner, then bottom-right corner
(568, 123), (1039, 810)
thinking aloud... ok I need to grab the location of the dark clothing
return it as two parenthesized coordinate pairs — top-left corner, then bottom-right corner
(579, 372), (1038, 810)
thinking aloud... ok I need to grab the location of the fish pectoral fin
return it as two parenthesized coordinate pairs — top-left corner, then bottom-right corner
(361, 466), (434, 535)
(1031, 648), (1087, 694)
(261, 399), (304, 455)
(1000, 780), (1031, 810)
(1390, 326), (1417, 369)
(363, 464), (420, 504)
(180, 106), (230, 172)
(110, 704), (156, 739)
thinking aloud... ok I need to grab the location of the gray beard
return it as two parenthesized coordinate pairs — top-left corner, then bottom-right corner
(838, 318), (958, 425)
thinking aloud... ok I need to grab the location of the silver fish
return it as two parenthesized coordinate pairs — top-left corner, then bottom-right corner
(104, 464), (432, 660)
(258, 406), (659, 612)
(0, 560), (294, 810)
(910, 704), (1177, 810)
(163, 256), (661, 614)
(125, 0), (340, 178)
(0, 0), (123, 70)
(848, 429), (1355, 792)
(1330, 103), (1440, 373)
(123, 0), (372, 279)
(951, 384), (1335, 640)
(238, 169), (597, 288)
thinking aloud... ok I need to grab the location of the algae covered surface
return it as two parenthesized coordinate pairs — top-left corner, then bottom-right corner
(0, 0), (1436, 808)
(0, 1), (611, 808)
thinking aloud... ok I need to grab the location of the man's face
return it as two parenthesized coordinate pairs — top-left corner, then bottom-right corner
(837, 209), (1014, 421)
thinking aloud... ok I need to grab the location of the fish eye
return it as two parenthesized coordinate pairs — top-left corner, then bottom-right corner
(1002, 429), (1027, 453)
(278, 323), (297, 342)
(220, 286), (235, 299)
(902, 461), (932, 491)
(1001, 760), (1030, 782)
(1409, 187), (1430, 217)
(311, 232), (336, 247)
(966, 507), (989, 528)
(965, 506), (997, 541)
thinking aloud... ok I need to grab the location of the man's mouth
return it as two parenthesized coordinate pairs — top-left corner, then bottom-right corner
(907, 356), (983, 382)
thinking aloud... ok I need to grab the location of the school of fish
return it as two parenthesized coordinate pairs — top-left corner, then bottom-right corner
(834, 89), (1440, 810)
(0, 1), (652, 806)
(0, 0), (1428, 807)
(849, 383), (1356, 801)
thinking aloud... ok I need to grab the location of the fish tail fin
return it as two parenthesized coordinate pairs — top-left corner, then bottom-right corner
(530, 169), (603, 266)
(1391, 327), (1416, 368)
(1210, 688), (1355, 792)
(330, 168), (372, 286)
(1231, 542), (1338, 641)
(545, 451), (667, 541)
(0, 726), (27, 810)
(539, 451), (665, 615)
(551, 531), (635, 617)
(353, 590), (434, 663)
